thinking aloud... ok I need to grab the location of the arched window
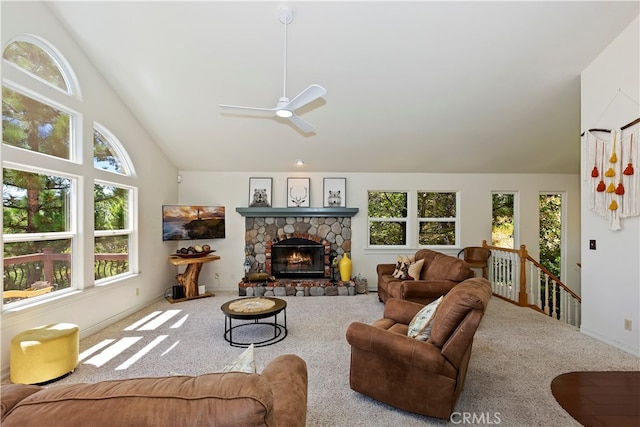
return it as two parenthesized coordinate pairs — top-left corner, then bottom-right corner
(94, 124), (135, 176)
(2, 36), (77, 94)
(2, 35), (137, 308)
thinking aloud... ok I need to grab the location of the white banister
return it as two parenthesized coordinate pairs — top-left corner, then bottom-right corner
(482, 241), (581, 328)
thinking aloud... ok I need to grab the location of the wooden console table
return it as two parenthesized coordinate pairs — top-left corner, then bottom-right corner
(168, 254), (220, 301)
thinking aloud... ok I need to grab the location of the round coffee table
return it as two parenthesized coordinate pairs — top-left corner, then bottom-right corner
(220, 297), (287, 347)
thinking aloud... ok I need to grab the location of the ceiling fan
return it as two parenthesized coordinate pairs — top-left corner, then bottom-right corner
(219, 6), (326, 134)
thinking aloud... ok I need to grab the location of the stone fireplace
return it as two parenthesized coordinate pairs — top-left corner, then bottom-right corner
(243, 216), (351, 277)
(236, 207), (359, 296)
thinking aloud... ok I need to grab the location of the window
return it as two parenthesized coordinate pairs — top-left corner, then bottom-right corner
(368, 191), (408, 246)
(2, 36), (137, 308)
(3, 167), (75, 301)
(2, 38), (71, 93)
(492, 192), (517, 248)
(539, 193), (563, 279)
(94, 182), (132, 282)
(93, 125), (132, 175)
(2, 86), (73, 160)
(418, 191), (458, 246)
(367, 190), (459, 247)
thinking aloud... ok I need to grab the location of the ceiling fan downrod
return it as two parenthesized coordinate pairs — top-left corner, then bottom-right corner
(277, 7), (294, 117)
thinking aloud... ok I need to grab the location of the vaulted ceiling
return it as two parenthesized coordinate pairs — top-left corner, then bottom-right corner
(46, 1), (639, 173)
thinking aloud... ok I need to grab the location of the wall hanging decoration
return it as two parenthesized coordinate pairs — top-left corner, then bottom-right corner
(583, 117), (640, 230)
(162, 205), (226, 240)
(249, 177), (272, 207)
(287, 177), (310, 207)
(323, 178), (346, 207)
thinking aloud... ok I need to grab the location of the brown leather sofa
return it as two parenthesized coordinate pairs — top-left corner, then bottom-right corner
(346, 277), (492, 419)
(1, 354), (307, 427)
(377, 249), (474, 305)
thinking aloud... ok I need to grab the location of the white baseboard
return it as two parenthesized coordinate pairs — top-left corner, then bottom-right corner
(580, 326), (640, 357)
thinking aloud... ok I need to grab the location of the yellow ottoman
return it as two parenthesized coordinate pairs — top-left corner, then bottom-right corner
(10, 323), (79, 384)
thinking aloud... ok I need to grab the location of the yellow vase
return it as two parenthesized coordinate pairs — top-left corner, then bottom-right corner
(338, 253), (352, 281)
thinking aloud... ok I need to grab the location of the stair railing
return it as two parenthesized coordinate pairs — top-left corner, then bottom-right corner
(481, 240), (581, 327)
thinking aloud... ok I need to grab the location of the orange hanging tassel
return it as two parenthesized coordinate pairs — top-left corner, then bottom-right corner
(609, 199), (618, 210)
(623, 134), (634, 175)
(591, 140), (599, 177)
(606, 182), (616, 193)
(609, 131), (618, 163)
(596, 180), (606, 192)
(605, 167), (615, 177)
(615, 183), (625, 195)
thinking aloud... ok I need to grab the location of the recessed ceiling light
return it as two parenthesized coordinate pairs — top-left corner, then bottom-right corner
(295, 159), (305, 166)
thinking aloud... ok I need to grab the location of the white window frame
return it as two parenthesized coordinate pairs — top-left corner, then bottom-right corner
(417, 191), (460, 249)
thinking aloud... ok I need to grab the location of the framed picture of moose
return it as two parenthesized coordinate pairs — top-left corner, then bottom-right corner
(287, 177), (310, 207)
(323, 178), (346, 207)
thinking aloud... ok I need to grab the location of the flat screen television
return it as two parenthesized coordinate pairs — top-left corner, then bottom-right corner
(162, 205), (225, 241)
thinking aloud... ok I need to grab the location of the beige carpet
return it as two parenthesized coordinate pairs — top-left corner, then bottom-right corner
(27, 292), (640, 426)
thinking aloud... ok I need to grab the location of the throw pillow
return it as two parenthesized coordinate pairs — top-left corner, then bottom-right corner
(392, 255), (404, 277)
(393, 255), (416, 279)
(407, 258), (424, 280)
(219, 344), (256, 373)
(407, 296), (443, 341)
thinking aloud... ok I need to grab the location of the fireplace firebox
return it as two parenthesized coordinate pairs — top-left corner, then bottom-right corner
(270, 238), (326, 279)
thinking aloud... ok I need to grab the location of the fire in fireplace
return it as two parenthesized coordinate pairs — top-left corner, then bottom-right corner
(270, 238), (326, 279)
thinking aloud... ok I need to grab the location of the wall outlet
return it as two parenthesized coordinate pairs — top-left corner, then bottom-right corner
(215, 273), (219, 280)
(589, 239), (596, 250)
(136, 287), (140, 297)
(624, 319), (632, 331)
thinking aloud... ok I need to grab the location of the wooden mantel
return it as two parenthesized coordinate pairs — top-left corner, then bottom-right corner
(235, 207), (359, 217)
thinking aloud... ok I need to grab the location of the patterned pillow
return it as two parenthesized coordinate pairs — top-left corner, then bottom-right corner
(392, 255), (404, 277)
(407, 296), (443, 341)
(393, 255), (416, 279)
(219, 344), (256, 373)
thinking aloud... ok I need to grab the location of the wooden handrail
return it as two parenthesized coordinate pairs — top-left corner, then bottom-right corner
(482, 240), (582, 315)
(525, 256), (581, 302)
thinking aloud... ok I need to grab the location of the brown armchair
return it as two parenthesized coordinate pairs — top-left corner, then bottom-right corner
(346, 277), (492, 419)
(377, 249), (474, 305)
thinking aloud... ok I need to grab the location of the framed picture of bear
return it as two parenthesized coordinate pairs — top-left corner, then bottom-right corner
(249, 177), (272, 207)
(323, 178), (346, 207)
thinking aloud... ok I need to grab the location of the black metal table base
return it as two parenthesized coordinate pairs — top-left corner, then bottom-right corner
(223, 311), (287, 348)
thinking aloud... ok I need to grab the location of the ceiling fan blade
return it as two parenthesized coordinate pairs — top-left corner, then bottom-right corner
(285, 84), (327, 112)
(219, 104), (277, 115)
(288, 114), (316, 133)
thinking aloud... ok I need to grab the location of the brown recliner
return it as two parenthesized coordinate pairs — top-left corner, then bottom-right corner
(346, 277), (492, 419)
(377, 249), (475, 305)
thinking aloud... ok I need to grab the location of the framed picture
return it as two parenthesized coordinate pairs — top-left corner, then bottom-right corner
(287, 177), (310, 207)
(323, 178), (346, 207)
(162, 205), (225, 241)
(248, 177), (272, 207)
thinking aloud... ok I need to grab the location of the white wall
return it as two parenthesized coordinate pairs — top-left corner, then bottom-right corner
(580, 16), (640, 356)
(178, 171), (581, 296)
(1, 1), (179, 377)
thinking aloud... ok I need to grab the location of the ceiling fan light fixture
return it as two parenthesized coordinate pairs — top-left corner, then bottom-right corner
(276, 109), (293, 118)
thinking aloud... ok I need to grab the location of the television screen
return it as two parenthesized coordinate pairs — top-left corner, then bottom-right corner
(162, 205), (225, 241)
